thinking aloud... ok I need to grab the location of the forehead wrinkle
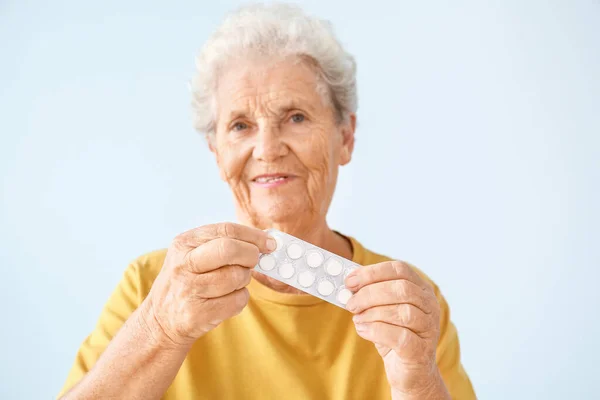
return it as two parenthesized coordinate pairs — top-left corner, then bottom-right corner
(227, 87), (319, 120)
(219, 63), (325, 124)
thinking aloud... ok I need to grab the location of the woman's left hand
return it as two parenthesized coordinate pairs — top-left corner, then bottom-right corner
(344, 260), (449, 398)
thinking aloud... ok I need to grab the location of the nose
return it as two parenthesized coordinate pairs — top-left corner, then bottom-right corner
(252, 121), (288, 162)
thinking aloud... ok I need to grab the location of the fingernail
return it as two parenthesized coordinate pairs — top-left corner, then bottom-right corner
(266, 236), (277, 252)
(346, 274), (360, 288)
(352, 314), (363, 323)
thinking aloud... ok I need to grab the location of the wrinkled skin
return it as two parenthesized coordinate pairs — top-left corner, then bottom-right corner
(345, 260), (446, 398)
(210, 56), (355, 293)
(211, 57), (354, 232)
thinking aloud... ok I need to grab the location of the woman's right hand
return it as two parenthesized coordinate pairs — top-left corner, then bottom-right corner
(141, 222), (276, 348)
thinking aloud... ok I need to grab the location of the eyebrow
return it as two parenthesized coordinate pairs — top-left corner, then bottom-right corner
(225, 99), (316, 122)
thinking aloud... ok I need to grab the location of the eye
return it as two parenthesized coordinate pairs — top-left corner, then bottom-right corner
(232, 121), (248, 132)
(290, 113), (305, 123)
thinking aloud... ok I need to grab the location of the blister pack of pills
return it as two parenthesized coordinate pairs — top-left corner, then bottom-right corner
(253, 229), (360, 309)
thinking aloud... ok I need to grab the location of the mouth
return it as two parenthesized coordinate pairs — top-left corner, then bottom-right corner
(252, 173), (295, 188)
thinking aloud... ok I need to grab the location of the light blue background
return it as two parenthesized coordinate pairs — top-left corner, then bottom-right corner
(1, 0), (599, 398)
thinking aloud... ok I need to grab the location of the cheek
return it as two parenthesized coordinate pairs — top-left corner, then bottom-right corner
(289, 125), (339, 200)
(216, 138), (252, 182)
(294, 126), (339, 173)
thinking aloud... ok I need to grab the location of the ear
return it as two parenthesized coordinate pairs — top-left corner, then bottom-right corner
(207, 133), (227, 182)
(339, 113), (356, 166)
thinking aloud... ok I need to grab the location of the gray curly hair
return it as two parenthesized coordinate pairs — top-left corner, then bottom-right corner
(190, 2), (358, 137)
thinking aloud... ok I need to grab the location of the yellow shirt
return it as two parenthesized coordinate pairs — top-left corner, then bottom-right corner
(59, 234), (476, 399)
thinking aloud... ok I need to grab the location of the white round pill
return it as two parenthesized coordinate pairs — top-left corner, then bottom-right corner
(278, 262), (295, 279)
(306, 251), (324, 268)
(258, 254), (276, 271)
(298, 271), (316, 287)
(325, 258), (343, 276)
(317, 280), (335, 296)
(337, 288), (352, 305)
(286, 243), (304, 259)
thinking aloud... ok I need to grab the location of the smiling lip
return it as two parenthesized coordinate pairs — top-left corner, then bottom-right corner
(251, 173), (295, 188)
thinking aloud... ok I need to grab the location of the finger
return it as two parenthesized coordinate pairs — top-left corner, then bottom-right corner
(176, 222), (277, 254)
(185, 238), (260, 274)
(352, 304), (434, 336)
(345, 279), (433, 315)
(191, 265), (252, 299)
(196, 288), (250, 334)
(345, 260), (430, 292)
(354, 321), (426, 361)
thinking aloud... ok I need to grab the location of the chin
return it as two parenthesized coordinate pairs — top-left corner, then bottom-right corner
(252, 196), (310, 224)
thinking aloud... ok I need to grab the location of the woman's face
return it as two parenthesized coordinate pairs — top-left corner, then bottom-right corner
(211, 57), (355, 229)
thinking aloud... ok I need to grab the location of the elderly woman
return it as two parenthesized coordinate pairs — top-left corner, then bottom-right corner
(59, 4), (475, 400)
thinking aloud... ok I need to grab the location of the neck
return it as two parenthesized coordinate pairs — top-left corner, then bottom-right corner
(237, 212), (353, 294)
